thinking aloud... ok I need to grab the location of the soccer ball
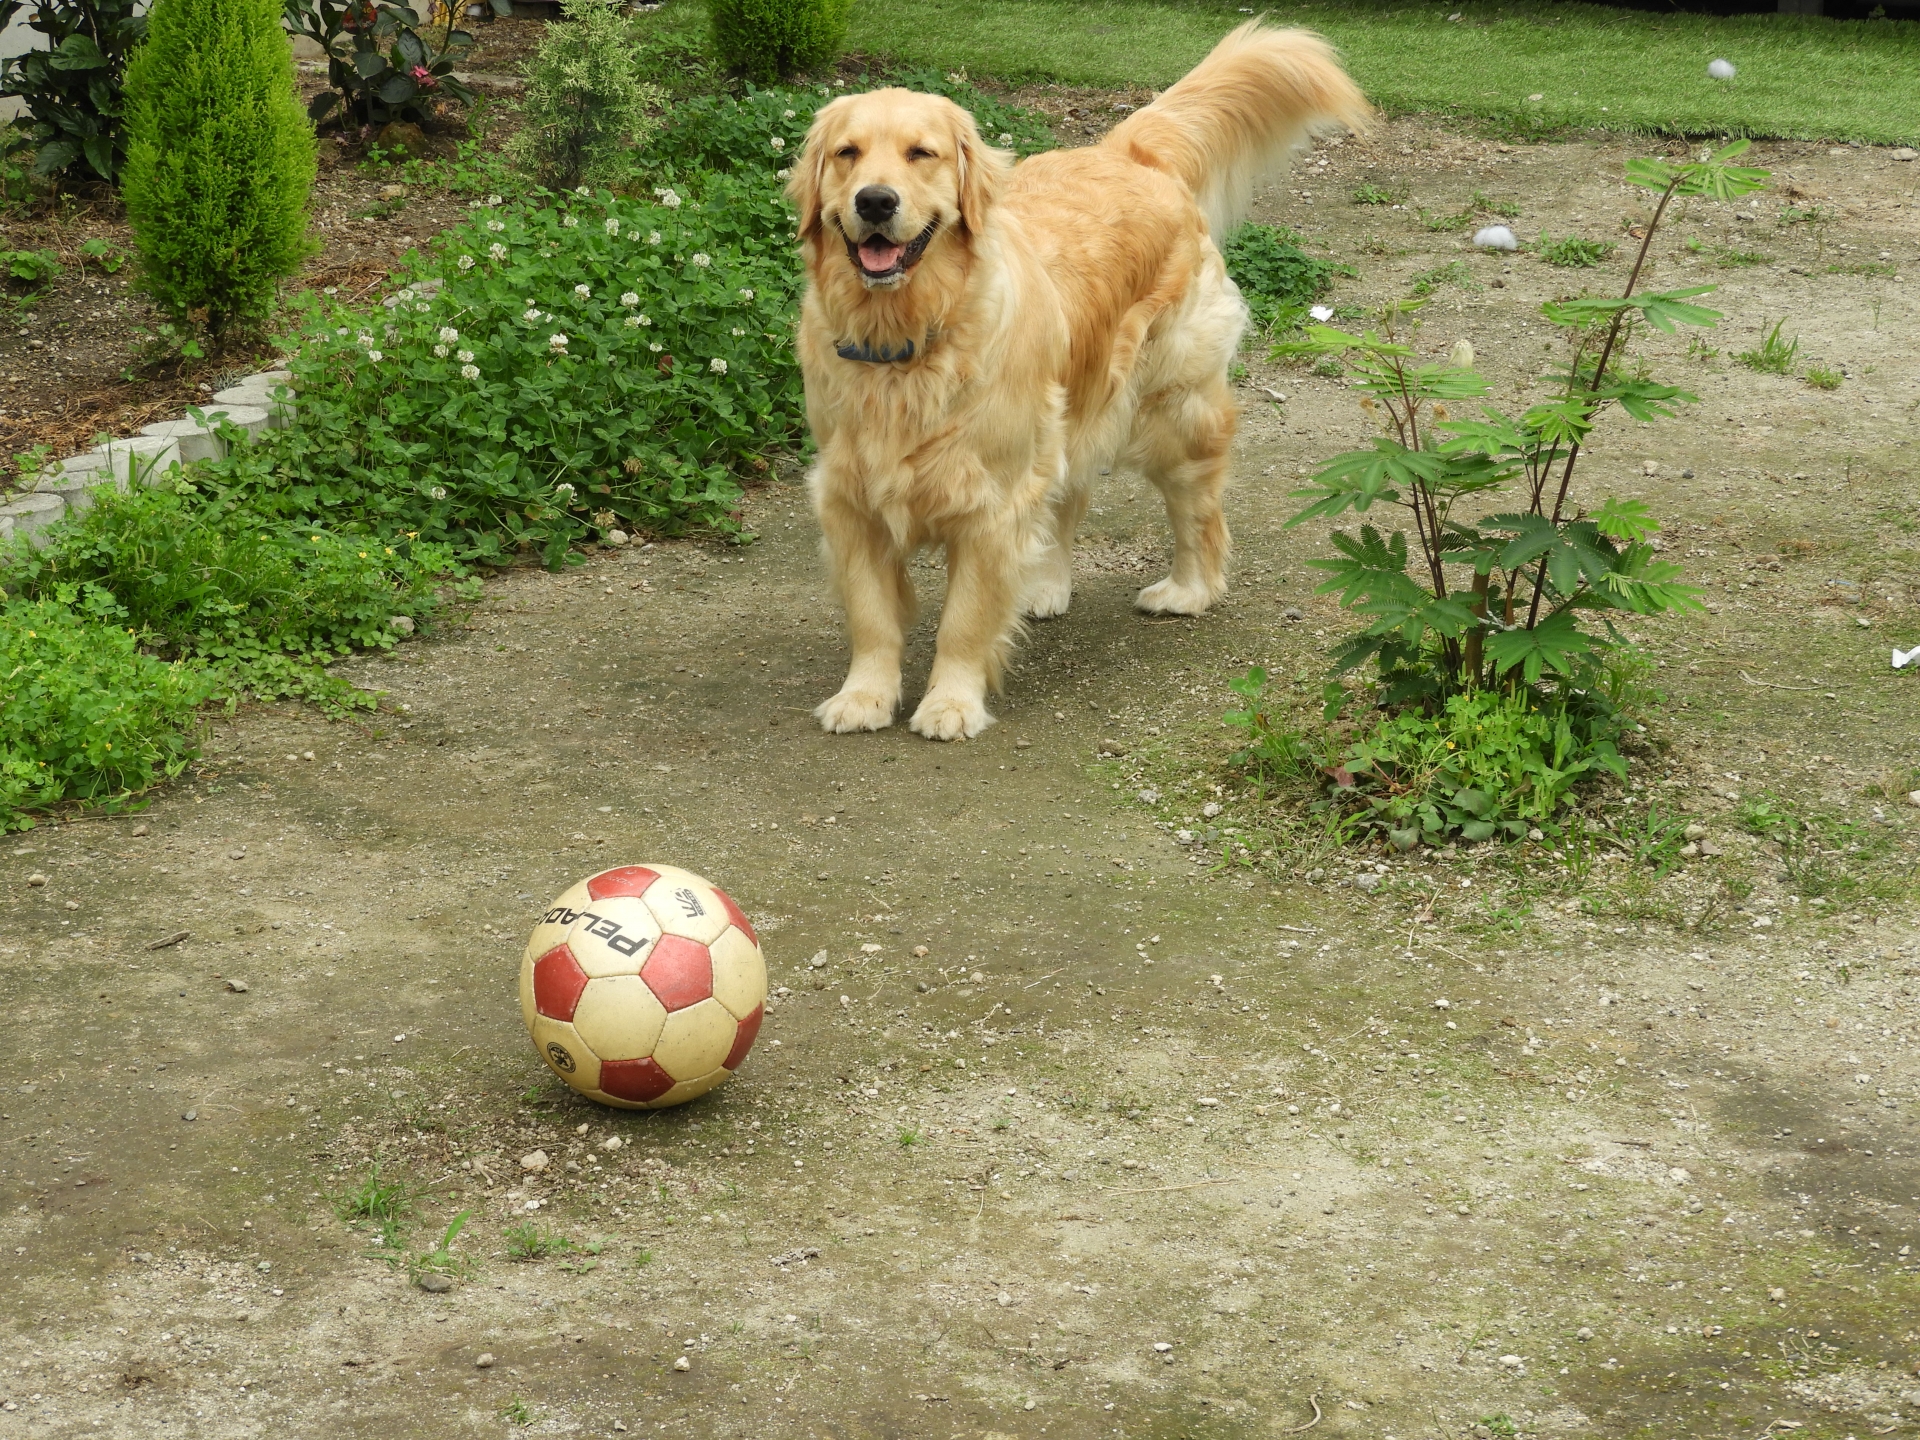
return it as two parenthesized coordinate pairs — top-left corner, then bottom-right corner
(519, 864), (767, 1109)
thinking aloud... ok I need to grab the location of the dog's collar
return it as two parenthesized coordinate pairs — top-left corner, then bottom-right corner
(836, 335), (927, 364)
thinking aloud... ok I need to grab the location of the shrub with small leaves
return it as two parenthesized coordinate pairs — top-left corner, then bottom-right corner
(506, 0), (664, 191)
(708, 0), (851, 83)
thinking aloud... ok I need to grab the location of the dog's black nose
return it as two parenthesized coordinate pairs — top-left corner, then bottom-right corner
(853, 185), (899, 224)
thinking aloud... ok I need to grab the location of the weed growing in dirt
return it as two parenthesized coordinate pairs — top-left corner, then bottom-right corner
(502, 1397), (534, 1426)
(1221, 224), (1351, 337)
(1, 247), (59, 292)
(334, 1165), (413, 1226)
(1804, 364), (1842, 390)
(1735, 318), (1798, 374)
(506, 1221), (588, 1261)
(0, 595), (209, 831)
(4, 481), (451, 710)
(1250, 142), (1766, 845)
(1351, 181), (1403, 205)
(896, 1125), (924, 1148)
(1409, 260), (1473, 297)
(397, 1209), (475, 1281)
(1536, 234), (1616, 267)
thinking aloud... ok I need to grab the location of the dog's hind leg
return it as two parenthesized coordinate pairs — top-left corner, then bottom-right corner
(1019, 474), (1088, 620)
(1133, 380), (1236, 615)
(815, 499), (915, 733)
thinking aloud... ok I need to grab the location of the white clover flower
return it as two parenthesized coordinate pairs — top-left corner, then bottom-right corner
(619, 291), (639, 307)
(782, 108), (796, 119)
(575, 186), (591, 197)
(433, 344), (449, 358)
(415, 302), (431, 313)
(709, 357), (728, 375)
(366, 349), (383, 362)
(430, 485), (447, 499)
(738, 288), (755, 300)
(488, 242), (507, 261)
(770, 135), (786, 151)
(655, 188), (682, 210)
(357, 332), (374, 346)
(999, 132), (1013, 145)
(561, 214), (578, 228)
(555, 481), (576, 496)
(648, 342), (662, 352)
(523, 307), (541, 323)
(438, 326), (459, 344)
(487, 193), (502, 206)
(731, 327), (745, 336)
(460, 363), (480, 381)
(456, 349), (474, 364)
(549, 332), (569, 351)
(690, 253), (711, 267)
(336, 326), (350, 336)
(775, 167), (791, 180)
(574, 284), (591, 299)
(604, 217), (620, 237)
(647, 230), (662, 245)
(324, 285), (339, 295)
(624, 314), (641, 328)
(487, 219), (505, 232)
(457, 254), (475, 271)
(638, 314), (651, 326)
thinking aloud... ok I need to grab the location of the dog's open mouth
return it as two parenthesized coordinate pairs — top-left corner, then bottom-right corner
(843, 218), (939, 282)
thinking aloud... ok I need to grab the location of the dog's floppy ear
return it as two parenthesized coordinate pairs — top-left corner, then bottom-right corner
(949, 102), (1007, 236)
(788, 103), (838, 241)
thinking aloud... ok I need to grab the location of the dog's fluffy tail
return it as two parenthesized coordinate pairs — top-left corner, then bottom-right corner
(1102, 21), (1371, 238)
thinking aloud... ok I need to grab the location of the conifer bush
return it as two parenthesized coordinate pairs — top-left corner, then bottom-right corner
(708, 0), (851, 83)
(120, 0), (317, 337)
(507, 0), (665, 191)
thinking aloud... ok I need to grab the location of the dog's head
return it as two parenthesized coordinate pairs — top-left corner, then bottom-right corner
(789, 88), (1005, 289)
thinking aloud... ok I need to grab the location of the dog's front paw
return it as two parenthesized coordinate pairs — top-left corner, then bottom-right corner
(1135, 577), (1222, 616)
(908, 690), (994, 741)
(815, 687), (897, 733)
(1020, 575), (1073, 620)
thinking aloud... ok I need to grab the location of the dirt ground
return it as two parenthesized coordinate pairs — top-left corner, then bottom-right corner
(3, 119), (1920, 1440)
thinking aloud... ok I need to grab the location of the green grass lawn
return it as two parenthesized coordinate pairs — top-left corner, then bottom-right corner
(645, 0), (1920, 145)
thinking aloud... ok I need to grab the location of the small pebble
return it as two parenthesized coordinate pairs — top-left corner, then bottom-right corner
(1576, 1326), (1594, 1341)
(131, 824), (150, 837)
(475, 1352), (496, 1368)
(27, 873), (47, 887)
(520, 1150), (550, 1173)
(388, 615), (416, 637)
(673, 1355), (691, 1372)
(226, 979), (249, 993)
(417, 1273), (454, 1293)
(603, 529), (630, 547)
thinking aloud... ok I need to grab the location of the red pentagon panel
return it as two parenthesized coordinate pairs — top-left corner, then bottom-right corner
(531, 945), (589, 1021)
(641, 934), (713, 1012)
(722, 1004), (763, 1071)
(714, 885), (758, 947)
(599, 1056), (676, 1103)
(586, 866), (662, 901)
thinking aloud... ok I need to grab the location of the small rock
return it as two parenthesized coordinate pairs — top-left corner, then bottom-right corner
(225, 978), (249, 993)
(1893, 147), (1919, 161)
(1201, 801), (1222, 818)
(1014, 737), (1031, 749)
(1680, 842), (1700, 858)
(1699, 840), (1723, 857)
(1498, 1354), (1524, 1368)
(1641, 460), (1660, 476)
(131, 823), (150, 837)
(1681, 467), (1695, 478)
(1281, 606), (1304, 621)
(1768, 1287), (1787, 1302)
(603, 529), (629, 547)
(1153, 1341), (1173, 1353)
(1526, 828), (1544, 842)
(1909, 789), (1920, 808)
(911, 945), (929, 957)
(1683, 823), (1708, 842)
(519, 1150), (550, 1173)
(1354, 872), (1381, 892)
(388, 615), (416, 636)
(63, 900), (79, 911)
(27, 873), (47, 887)
(600, 1136), (623, 1152)
(808, 950), (828, 969)
(673, 1355), (691, 1372)
(380, 182), (406, 200)
(1097, 738), (1128, 756)
(970, 970), (986, 984)
(997, 1290), (1013, 1306)
(474, 1353), (496, 1368)
(1576, 1326), (1594, 1341)
(227, 848), (246, 860)
(417, 1272), (454, 1293)
(374, 120), (429, 158)
(182, 1110), (197, 1122)
(1432, 997), (1450, 1009)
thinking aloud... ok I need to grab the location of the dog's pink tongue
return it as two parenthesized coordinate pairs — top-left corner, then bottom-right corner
(858, 238), (904, 273)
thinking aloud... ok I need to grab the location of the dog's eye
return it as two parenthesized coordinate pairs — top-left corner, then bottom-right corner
(907, 146), (938, 161)
(835, 145), (860, 160)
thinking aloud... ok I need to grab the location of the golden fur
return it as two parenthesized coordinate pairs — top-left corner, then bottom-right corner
(788, 22), (1370, 739)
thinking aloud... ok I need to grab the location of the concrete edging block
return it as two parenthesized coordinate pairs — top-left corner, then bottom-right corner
(31, 466), (126, 518)
(94, 435), (183, 488)
(0, 491), (68, 547)
(141, 418), (225, 463)
(212, 384), (295, 430)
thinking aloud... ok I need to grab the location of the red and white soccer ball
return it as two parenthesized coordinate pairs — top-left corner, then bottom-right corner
(519, 864), (767, 1109)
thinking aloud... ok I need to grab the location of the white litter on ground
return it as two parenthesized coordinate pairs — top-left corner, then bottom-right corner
(1472, 225), (1519, 250)
(1708, 58), (1737, 79)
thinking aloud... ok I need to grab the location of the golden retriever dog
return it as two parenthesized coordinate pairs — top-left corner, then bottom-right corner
(788, 23), (1369, 740)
